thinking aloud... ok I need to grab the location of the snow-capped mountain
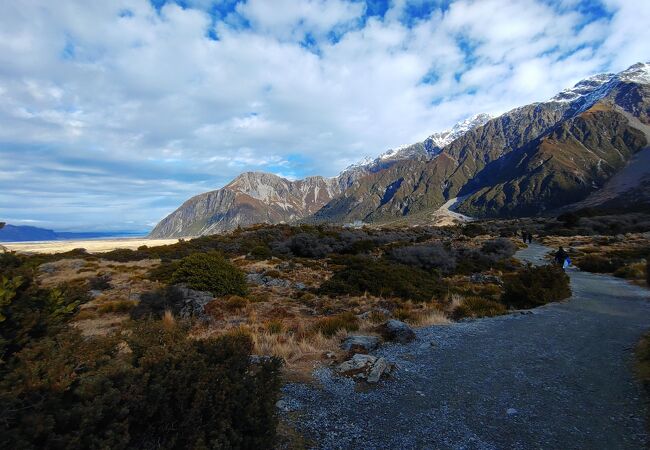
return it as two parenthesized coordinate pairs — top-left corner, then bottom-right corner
(427, 113), (493, 148)
(341, 112), (492, 180)
(152, 62), (650, 237)
(550, 62), (650, 111)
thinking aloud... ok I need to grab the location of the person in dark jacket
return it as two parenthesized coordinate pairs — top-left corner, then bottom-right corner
(554, 246), (569, 266)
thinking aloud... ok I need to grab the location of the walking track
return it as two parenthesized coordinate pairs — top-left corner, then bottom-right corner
(282, 244), (650, 449)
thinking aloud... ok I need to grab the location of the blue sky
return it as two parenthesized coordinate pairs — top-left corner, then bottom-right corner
(0, 0), (648, 231)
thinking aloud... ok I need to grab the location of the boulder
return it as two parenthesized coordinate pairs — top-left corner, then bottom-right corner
(172, 285), (214, 320)
(340, 335), (381, 354)
(469, 273), (503, 285)
(377, 319), (416, 344)
(246, 273), (292, 288)
(336, 353), (394, 383)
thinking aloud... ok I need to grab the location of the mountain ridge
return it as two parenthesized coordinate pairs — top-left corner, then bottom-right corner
(151, 62), (650, 238)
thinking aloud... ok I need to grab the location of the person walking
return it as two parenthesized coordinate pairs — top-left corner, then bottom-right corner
(554, 246), (570, 268)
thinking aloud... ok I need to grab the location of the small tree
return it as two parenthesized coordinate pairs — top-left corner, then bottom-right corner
(171, 252), (248, 296)
(501, 264), (571, 309)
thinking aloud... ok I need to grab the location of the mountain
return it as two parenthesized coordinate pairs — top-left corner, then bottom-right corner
(149, 172), (344, 238)
(152, 62), (650, 237)
(151, 112), (490, 238)
(0, 225), (144, 242)
(311, 62), (650, 224)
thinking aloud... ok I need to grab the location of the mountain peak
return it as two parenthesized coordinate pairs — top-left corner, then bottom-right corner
(427, 113), (493, 148)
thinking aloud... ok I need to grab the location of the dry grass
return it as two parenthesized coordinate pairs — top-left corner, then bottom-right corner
(409, 308), (451, 326)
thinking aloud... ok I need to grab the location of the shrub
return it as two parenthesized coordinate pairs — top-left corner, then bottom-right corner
(171, 252), (248, 296)
(266, 320), (284, 334)
(88, 274), (112, 291)
(613, 262), (646, 280)
(319, 257), (445, 302)
(480, 238), (517, 259)
(0, 323), (283, 449)
(312, 312), (359, 337)
(224, 295), (248, 311)
(101, 248), (149, 262)
(98, 300), (137, 313)
(501, 264), (571, 309)
(575, 254), (623, 273)
(147, 260), (181, 284)
(451, 296), (506, 320)
(250, 245), (272, 259)
(388, 243), (456, 273)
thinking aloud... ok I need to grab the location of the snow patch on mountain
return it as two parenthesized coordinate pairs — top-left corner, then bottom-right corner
(343, 112), (492, 178)
(550, 62), (650, 110)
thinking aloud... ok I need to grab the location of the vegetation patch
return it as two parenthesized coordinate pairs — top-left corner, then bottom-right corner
(501, 264), (571, 309)
(451, 296), (507, 320)
(311, 312), (359, 337)
(318, 256), (445, 302)
(171, 252), (248, 296)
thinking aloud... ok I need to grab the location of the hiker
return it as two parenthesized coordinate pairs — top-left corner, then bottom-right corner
(554, 246), (570, 268)
(527, 232), (533, 244)
(521, 230), (527, 243)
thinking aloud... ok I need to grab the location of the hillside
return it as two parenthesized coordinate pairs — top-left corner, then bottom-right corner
(152, 63), (650, 238)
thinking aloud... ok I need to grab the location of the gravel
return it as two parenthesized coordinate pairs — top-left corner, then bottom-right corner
(281, 244), (650, 449)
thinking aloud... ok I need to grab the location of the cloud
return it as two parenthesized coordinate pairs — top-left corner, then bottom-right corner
(0, 0), (648, 230)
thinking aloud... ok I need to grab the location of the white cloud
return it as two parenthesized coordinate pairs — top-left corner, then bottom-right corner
(0, 0), (648, 230)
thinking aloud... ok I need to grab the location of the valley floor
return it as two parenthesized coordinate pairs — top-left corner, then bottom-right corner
(2, 237), (179, 254)
(282, 244), (650, 449)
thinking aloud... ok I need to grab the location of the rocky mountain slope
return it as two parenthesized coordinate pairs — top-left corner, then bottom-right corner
(311, 62), (650, 224)
(150, 172), (343, 237)
(152, 62), (649, 237)
(151, 113), (490, 237)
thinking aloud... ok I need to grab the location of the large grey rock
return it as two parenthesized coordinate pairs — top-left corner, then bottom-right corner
(469, 273), (503, 285)
(336, 353), (393, 383)
(246, 273), (292, 288)
(172, 285), (214, 320)
(367, 357), (390, 384)
(378, 319), (416, 344)
(340, 335), (381, 353)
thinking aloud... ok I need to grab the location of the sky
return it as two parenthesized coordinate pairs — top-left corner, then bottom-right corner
(0, 0), (648, 231)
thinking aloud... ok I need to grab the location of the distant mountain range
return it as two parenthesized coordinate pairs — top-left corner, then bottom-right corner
(151, 62), (650, 238)
(0, 224), (146, 242)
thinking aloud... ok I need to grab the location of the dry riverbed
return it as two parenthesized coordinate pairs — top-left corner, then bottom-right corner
(2, 237), (179, 254)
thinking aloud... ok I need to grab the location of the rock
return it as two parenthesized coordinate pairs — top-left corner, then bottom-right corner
(469, 273), (503, 285)
(336, 354), (377, 376)
(336, 353), (394, 383)
(506, 408), (518, 415)
(377, 319), (416, 344)
(294, 282), (306, 290)
(340, 335), (381, 353)
(357, 307), (391, 320)
(367, 357), (389, 383)
(171, 284), (214, 320)
(246, 273), (292, 288)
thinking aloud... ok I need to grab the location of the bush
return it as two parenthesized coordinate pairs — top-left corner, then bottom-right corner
(575, 254), (622, 273)
(319, 257), (445, 302)
(312, 312), (359, 337)
(171, 252), (248, 296)
(250, 245), (272, 259)
(0, 323), (283, 449)
(88, 274), (112, 291)
(388, 243), (456, 273)
(501, 264), (571, 309)
(613, 262), (646, 280)
(147, 260), (181, 284)
(480, 238), (517, 259)
(451, 296), (506, 320)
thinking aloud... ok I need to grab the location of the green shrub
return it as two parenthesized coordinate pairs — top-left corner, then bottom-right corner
(451, 296), (507, 320)
(575, 254), (620, 273)
(312, 312), (359, 337)
(147, 260), (181, 284)
(319, 256), (445, 302)
(0, 323), (283, 449)
(101, 248), (149, 262)
(613, 262), (646, 280)
(171, 252), (248, 296)
(501, 264), (571, 309)
(250, 245), (272, 259)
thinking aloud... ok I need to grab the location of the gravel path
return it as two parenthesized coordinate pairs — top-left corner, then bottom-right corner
(282, 244), (650, 449)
